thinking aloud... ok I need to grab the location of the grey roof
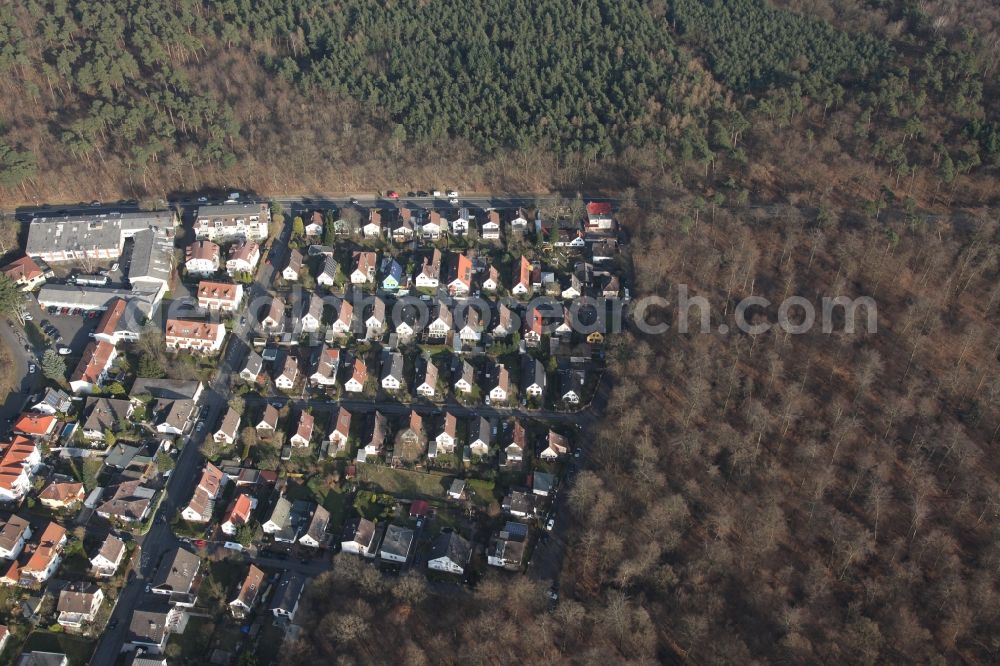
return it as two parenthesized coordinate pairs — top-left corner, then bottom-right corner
(129, 228), (174, 285)
(522, 356), (546, 389)
(242, 350), (263, 377)
(381, 351), (404, 382)
(429, 531), (472, 566)
(449, 478), (466, 495)
(126, 654), (168, 666)
(269, 571), (306, 613)
(196, 202), (268, 218)
(266, 496), (297, 540)
(501, 521), (529, 541)
(130, 378), (202, 401)
(35, 388), (71, 413)
(13, 652), (68, 666)
(36, 283), (160, 315)
(104, 442), (157, 469)
(319, 255), (338, 277)
(127, 599), (175, 646)
(380, 524), (414, 559)
(217, 407), (240, 439)
(26, 210), (175, 258)
(157, 399), (195, 431)
(151, 547), (200, 593)
(470, 416), (491, 445)
(56, 581), (101, 613)
(83, 397), (132, 433)
(302, 505), (330, 544)
(533, 472), (555, 495)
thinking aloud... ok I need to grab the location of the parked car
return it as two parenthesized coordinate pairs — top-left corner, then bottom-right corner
(387, 191), (400, 199)
(57, 347), (72, 355)
(22, 313), (32, 321)
(546, 517), (555, 531)
(28, 364), (36, 374)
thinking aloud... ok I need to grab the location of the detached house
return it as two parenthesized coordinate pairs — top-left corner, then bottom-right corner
(226, 241), (261, 276)
(221, 493), (256, 536)
(0, 515), (31, 559)
(447, 254), (473, 297)
(229, 565), (265, 619)
(270, 572), (306, 621)
(512, 256), (533, 296)
(57, 582), (104, 629)
(415, 356), (438, 398)
(481, 265), (500, 292)
(427, 301), (453, 340)
(305, 211), (324, 237)
(560, 369), (585, 404)
(0, 437), (42, 501)
(523, 308), (544, 346)
(341, 518), (378, 557)
(197, 281), (243, 312)
(310, 345), (340, 387)
(256, 405), (279, 437)
(429, 413), (458, 458)
(380, 352), (404, 391)
(290, 411), (314, 448)
(150, 546), (201, 606)
(317, 255), (339, 288)
(504, 421), (526, 463)
(23, 522), (67, 583)
(181, 463), (227, 523)
(329, 299), (354, 337)
(262, 295), (285, 330)
(422, 211), (444, 239)
(522, 356), (546, 399)
(481, 210), (501, 240)
(164, 319), (226, 354)
(469, 417), (491, 456)
(458, 307), (482, 344)
(185, 240), (221, 276)
(364, 411), (388, 457)
(38, 481), (85, 509)
(381, 258), (403, 291)
(328, 407), (352, 454)
(428, 532), (472, 575)
(510, 209), (529, 231)
(351, 251), (377, 285)
(344, 356), (367, 393)
(214, 408), (241, 446)
(240, 350), (263, 383)
(489, 364), (510, 403)
(299, 505), (330, 548)
(300, 294), (324, 334)
(275, 355), (299, 391)
(1, 255), (46, 291)
(362, 210), (383, 238)
(282, 248), (303, 281)
(415, 249), (441, 289)
(453, 360), (475, 394)
(364, 297), (387, 340)
(540, 430), (570, 460)
(450, 208), (470, 236)
(380, 524), (414, 563)
(90, 534), (126, 577)
(392, 209), (415, 242)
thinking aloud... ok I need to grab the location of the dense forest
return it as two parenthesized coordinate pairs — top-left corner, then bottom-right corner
(0, 0), (996, 207)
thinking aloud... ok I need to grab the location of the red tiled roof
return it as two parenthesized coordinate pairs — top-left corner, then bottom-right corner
(165, 319), (222, 342)
(13, 413), (55, 436)
(1, 256), (42, 282)
(197, 281), (240, 302)
(95, 298), (127, 338)
(586, 202), (612, 215)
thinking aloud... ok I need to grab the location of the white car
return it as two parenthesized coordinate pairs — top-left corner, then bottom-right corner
(28, 364), (36, 374)
(57, 347), (72, 355)
(447, 190), (458, 198)
(22, 313), (32, 321)
(449, 198), (458, 205)
(228, 192), (240, 199)
(197, 196), (208, 202)
(432, 190), (442, 197)
(546, 517), (555, 531)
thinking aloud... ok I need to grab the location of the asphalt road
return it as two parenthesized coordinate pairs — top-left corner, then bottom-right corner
(7, 192), (615, 223)
(90, 202), (295, 664)
(0, 318), (42, 430)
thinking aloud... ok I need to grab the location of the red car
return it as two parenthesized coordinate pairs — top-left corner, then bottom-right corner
(387, 191), (400, 200)
(193, 539), (206, 547)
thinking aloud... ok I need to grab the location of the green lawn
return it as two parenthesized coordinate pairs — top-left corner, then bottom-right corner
(361, 465), (451, 499)
(464, 478), (498, 508)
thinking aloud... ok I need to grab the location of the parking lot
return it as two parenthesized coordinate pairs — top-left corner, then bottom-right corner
(25, 295), (102, 355)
